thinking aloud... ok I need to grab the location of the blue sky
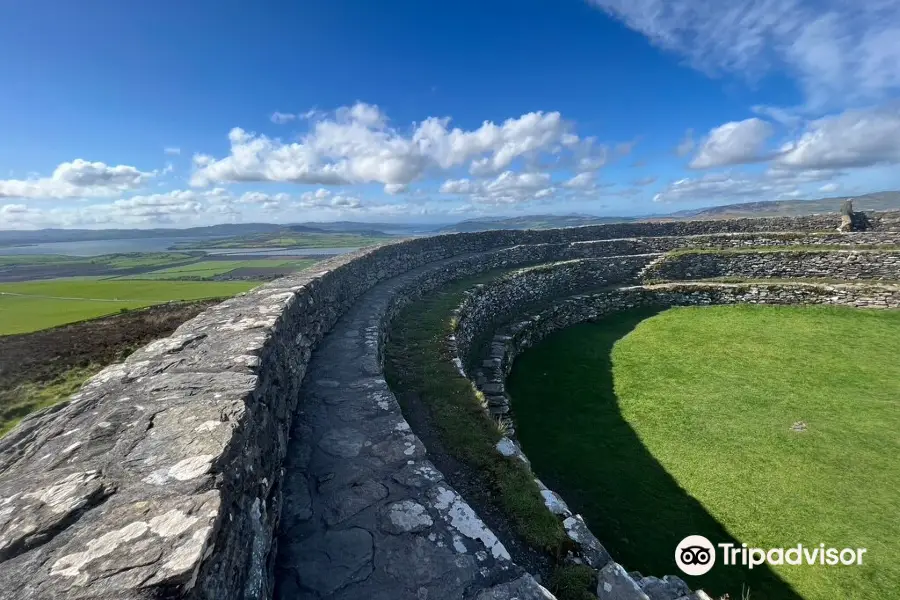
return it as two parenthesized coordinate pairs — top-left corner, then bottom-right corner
(1, 0), (899, 228)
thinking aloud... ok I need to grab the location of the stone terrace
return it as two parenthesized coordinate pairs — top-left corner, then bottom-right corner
(0, 211), (898, 600)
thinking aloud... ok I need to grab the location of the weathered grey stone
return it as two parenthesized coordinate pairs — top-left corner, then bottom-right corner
(379, 500), (434, 534)
(474, 574), (556, 599)
(392, 461), (444, 488)
(318, 427), (367, 458)
(563, 515), (612, 569)
(638, 575), (691, 600)
(280, 472), (312, 527)
(290, 527), (374, 596)
(324, 479), (388, 525)
(376, 534), (476, 591)
(596, 562), (650, 600)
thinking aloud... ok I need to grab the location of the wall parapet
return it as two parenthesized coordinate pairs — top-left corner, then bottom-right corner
(642, 249), (900, 283)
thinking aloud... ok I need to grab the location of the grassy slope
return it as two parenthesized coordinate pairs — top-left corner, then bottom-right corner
(385, 274), (567, 548)
(507, 305), (900, 600)
(0, 367), (95, 436)
(123, 258), (319, 280)
(0, 252), (198, 269)
(0, 279), (255, 334)
(385, 274), (600, 598)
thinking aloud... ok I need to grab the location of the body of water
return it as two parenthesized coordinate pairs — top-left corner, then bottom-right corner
(0, 237), (357, 257)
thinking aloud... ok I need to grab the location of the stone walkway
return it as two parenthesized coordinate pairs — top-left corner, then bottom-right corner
(273, 260), (554, 600)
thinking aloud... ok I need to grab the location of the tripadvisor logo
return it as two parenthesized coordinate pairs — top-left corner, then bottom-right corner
(675, 536), (867, 576)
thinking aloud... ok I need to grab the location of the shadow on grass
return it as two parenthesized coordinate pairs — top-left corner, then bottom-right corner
(506, 307), (803, 600)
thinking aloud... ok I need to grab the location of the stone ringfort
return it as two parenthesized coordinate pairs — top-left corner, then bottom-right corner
(1, 209), (898, 600)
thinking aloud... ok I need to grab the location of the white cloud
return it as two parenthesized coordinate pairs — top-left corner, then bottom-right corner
(296, 188), (363, 210)
(384, 183), (408, 195)
(653, 167), (841, 203)
(751, 105), (803, 128)
(563, 172), (596, 190)
(191, 103), (598, 189)
(690, 118), (773, 168)
(439, 171), (554, 205)
(775, 105), (900, 169)
(439, 178), (478, 195)
(164, 147), (181, 156)
(820, 182), (841, 193)
(270, 112), (297, 124)
(0, 159), (155, 199)
(588, 0), (900, 107)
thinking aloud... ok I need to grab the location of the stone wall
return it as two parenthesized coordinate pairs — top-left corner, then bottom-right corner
(453, 255), (657, 364)
(497, 282), (900, 378)
(643, 250), (900, 282)
(0, 210), (899, 599)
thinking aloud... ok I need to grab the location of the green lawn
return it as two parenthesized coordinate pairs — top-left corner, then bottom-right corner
(507, 305), (900, 600)
(0, 279), (256, 334)
(124, 258), (319, 280)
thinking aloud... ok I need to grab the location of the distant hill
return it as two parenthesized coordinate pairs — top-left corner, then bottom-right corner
(439, 191), (900, 232)
(438, 214), (639, 233)
(4, 192), (898, 244)
(671, 191), (900, 220)
(291, 221), (428, 235)
(0, 223), (285, 247)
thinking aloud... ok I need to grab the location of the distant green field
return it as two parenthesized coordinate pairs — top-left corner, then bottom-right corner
(0, 279), (256, 335)
(174, 232), (389, 250)
(125, 258), (319, 280)
(0, 252), (198, 269)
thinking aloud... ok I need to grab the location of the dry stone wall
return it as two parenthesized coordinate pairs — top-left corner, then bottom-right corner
(642, 250), (900, 282)
(0, 211), (898, 599)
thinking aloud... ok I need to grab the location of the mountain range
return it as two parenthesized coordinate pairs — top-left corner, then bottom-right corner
(2, 191), (898, 244)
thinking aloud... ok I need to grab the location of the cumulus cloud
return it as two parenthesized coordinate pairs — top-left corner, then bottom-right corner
(296, 188), (363, 210)
(774, 105), (900, 169)
(0, 159), (155, 199)
(439, 171), (554, 205)
(588, 0), (900, 107)
(690, 118), (773, 168)
(562, 172), (596, 190)
(191, 103), (600, 189)
(653, 168), (840, 203)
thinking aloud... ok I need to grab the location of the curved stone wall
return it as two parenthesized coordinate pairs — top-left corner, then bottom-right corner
(642, 250), (900, 282)
(0, 211), (898, 599)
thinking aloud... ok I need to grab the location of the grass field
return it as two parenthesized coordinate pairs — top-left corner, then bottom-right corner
(173, 232), (389, 250)
(0, 279), (256, 334)
(124, 258), (319, 280)
(0, 252), (198, 269)
(507, 305), (900, 600)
